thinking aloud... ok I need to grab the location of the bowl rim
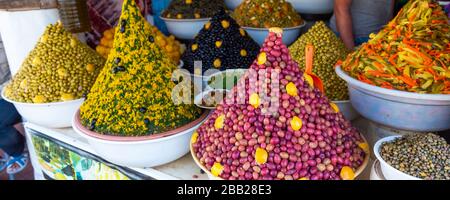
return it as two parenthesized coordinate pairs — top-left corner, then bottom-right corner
(194, 88), (230, 109)
(159, 15), (212, 22)
(73, 109), (210, 142)
(177, 60), (184, 68)
(335, 66), (450, 101)
(373, 135), (422, 180)
(242, 21), (306, 31)
(1, 86), (85, 106)
(332, 100), (350, 104)
(190, 132), (370, 180)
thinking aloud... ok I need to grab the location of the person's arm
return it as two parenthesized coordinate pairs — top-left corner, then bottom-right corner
(334, 0), (355, 50)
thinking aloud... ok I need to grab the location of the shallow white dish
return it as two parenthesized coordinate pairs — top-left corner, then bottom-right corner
(2, 88), (83, 128)
(373, 136), (422, 180)
(160, 16), (210, 40)
(72, 110), (210, 168)
(243, 23), (306, 46)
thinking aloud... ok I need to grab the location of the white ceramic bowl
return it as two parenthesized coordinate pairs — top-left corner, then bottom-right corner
(333, 100), (359, 121)
(73, 110), (210, 168)
(370, 160), (386, 180)
(286, 0), (334, 14)
(160, 16), (210, 40)
(243, 23), (306, 46)
(225, 0), (243, 10)
(1, 89), (83, 128)
(336, 66), (450, 132)
(191, 133), (370, 180)
(373, 136), (422, 180)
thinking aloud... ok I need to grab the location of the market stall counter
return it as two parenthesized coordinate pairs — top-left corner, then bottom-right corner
(24, 118), (378, 180)
(24, 123), (209, 180)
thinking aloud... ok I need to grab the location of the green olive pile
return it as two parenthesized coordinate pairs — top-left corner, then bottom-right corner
(163, 0), (224, 19)
(380, 133), (450, 180)
(289, 21), (350, 101)
(182, 9), (260, 74)
(3, 22), (105, 103)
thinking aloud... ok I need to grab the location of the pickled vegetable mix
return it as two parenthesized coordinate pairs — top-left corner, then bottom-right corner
(289, 21), (350, 101)
(163, 0), (224, 19)
(232, 0), (303, 28)
(342, 0), (450, 94)
(4, 22), (105, 103)
(192, 28), (366, 180)
(182, 9), (260, 74)
(80, 0), (202, 136)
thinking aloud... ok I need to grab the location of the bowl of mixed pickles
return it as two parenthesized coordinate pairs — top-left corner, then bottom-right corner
(232, 0), (305, 46)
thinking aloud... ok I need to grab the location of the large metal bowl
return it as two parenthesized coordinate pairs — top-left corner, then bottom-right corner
(335, 66), (450, 132)
(286, 0), (334, 14)
(73, 110), (210, 168)
(2, 88), (84, 128)
(160, 16), (210, 40)
(243, 23), (306, 46)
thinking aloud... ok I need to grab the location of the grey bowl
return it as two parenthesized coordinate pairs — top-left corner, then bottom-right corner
(335, 66), (450, 132)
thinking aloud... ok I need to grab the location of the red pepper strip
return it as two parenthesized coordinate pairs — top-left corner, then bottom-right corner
(388, 54), (398, 66)
(358, 74), (374, 85)
(380, 81), (394, 89)
(397, 75), (417, 87)
(367, 70), (394, 78)
(335, 60), (343, 68)
(431, 20), (448, 24)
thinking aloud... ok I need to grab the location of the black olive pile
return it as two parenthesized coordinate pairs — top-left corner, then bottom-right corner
(182, 9), (260, 74)
(163, 0), (224, 19)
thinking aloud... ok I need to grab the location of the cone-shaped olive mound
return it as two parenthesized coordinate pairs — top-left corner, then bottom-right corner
(192, 28), (366, 180)
(4, 22), (105, 103)
(80, 0), (202, 136)
(289, 21), (350, 101)
(182, 9), (260, 74)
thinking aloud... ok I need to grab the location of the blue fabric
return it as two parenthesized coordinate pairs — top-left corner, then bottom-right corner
(334, 31), (369, 47)
(152, 0), (172, 35)
(0, 99), (24, 157)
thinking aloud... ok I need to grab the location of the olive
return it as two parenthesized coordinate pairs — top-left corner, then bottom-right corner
(148, 36), (155, 43)
(114, 57), (121, 64)
(139, 107), (147, 113)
